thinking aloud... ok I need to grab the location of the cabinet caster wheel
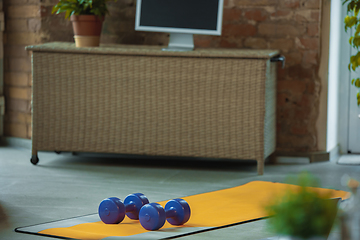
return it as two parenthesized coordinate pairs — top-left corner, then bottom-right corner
(31, 156), (39, 165)
(55, 151), (61, 154)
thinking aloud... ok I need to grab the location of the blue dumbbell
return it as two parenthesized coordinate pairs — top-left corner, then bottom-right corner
(98, 193), (149, 224)
(139, 198), (191, 230)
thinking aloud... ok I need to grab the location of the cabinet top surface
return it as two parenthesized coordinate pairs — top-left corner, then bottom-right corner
(26, 42), (279, 59)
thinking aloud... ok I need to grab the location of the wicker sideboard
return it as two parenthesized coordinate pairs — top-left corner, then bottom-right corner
(26, 42), (278, 175)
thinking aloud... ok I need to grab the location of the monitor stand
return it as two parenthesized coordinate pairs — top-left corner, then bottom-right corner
(162, 33), (194, 52)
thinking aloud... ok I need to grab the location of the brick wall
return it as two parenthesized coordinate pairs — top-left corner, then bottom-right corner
(198, 0), (322, 152)
(4, 0), (323, 153)
(3, 0), (41, 138)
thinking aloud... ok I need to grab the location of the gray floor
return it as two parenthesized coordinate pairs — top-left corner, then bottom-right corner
(0, 140), (359, 240)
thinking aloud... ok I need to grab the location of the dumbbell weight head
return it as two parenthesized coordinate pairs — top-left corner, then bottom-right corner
(139, 203), (167, 231)
(139, 198), (191, 231)
(124, 193), (149, 220)
(98, 193), (149, 224)
(98, 197), (125, 224)
(165, 198), (191, 226)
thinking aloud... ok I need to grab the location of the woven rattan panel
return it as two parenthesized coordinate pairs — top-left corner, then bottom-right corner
(32, 52), (269, 161)
(264, 61), (276, 159)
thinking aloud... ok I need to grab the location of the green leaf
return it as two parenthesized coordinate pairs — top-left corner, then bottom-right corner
(350, 36), (354, 44)
(51, 0), (114, 19)
(265, 172), (336, 239)
(355, 78), (360, 88)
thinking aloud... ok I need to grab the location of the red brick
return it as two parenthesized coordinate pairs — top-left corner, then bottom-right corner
(27, 123), (32, 138)
(297, 37), (319, 50)
(295, 10), (309, 22)
(224, 0), (235, 8)
(4, 72), (29, 86)
(28, 18), (41, 32)
(269, 38), (294, 52)
(194, 36), (212, 48)
(234, 0), (278, 6)
(284, 0), (300, 8)
(287, 64), (314, 79)
(244, 37), (267, 48)
(277, 92), (291, 107)
(311, 10), (320, 21)
(6, 32), (41, 45)
(6, 0), (27, 5)
(283, 51), (302, 66)
(40, 5), (52, 17)
(4, 45), (29, 57)
(294, 108), (309, 119)
(244, 9), (267, 21)
(6, 19), (28, 32)
(307, 23), (319, 36)
(7, 5), (40, 19)
(5, 86), (31, 100)
(277, 67), (288, 80)
(4, 111), (31, 124)
(278, 108), (292, 120)
(258, 23), (306, 37)
(28, 0), (39, 4)
(271, 10), (292, 18)
(222, 23), (257, 37)
(298, 94), (313, 107)
(290, 124), (308, 135)
(223, 8), (242, 23)
(5, 98), (30, 112)
(306, 80), (320, 94)
(219, 38), (239, 48)
(4, 122), (28, 138)
(304, 0), (320, 9)
(279, 134), (316, 150)
(303, 50), (318, 66)
(295, 10), (320, 22)
(8, 57), (31, 72)
(278, 80), (307, 94)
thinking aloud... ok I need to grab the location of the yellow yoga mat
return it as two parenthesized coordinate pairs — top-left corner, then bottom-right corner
(15, 181), (349, 240)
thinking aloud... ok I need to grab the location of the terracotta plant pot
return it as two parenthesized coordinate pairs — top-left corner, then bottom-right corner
(73, 35), (100, 47)
(70, 15), (104, 47)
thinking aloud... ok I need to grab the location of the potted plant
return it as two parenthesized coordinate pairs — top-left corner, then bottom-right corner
(343, 0), (360, 105)
(264, 172), (339, 240)
(52, 0), (116, 47)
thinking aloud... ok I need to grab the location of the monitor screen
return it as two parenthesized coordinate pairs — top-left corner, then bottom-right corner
(135, 0), (223, 36)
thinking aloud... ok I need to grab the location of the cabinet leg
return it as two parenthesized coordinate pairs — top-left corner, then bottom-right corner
(257, 160), (264, 175)
(31, 149), (39, 165)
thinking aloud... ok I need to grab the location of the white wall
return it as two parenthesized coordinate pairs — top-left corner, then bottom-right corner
(327, 0), (351, 153)
(326, 0), (341, 152)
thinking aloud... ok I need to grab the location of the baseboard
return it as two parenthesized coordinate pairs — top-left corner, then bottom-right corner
(328, 145), (340, 163)
(2, 137), (31, 149)
(274, 150), (330, 163)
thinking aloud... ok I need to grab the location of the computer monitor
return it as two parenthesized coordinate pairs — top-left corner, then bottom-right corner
(135, 0), (224, 51)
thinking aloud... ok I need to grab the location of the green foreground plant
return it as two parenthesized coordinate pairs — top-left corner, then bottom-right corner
(52, 0), (116, 19)
(343, 0), (360, 106)
(265, 172), (338, 239)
